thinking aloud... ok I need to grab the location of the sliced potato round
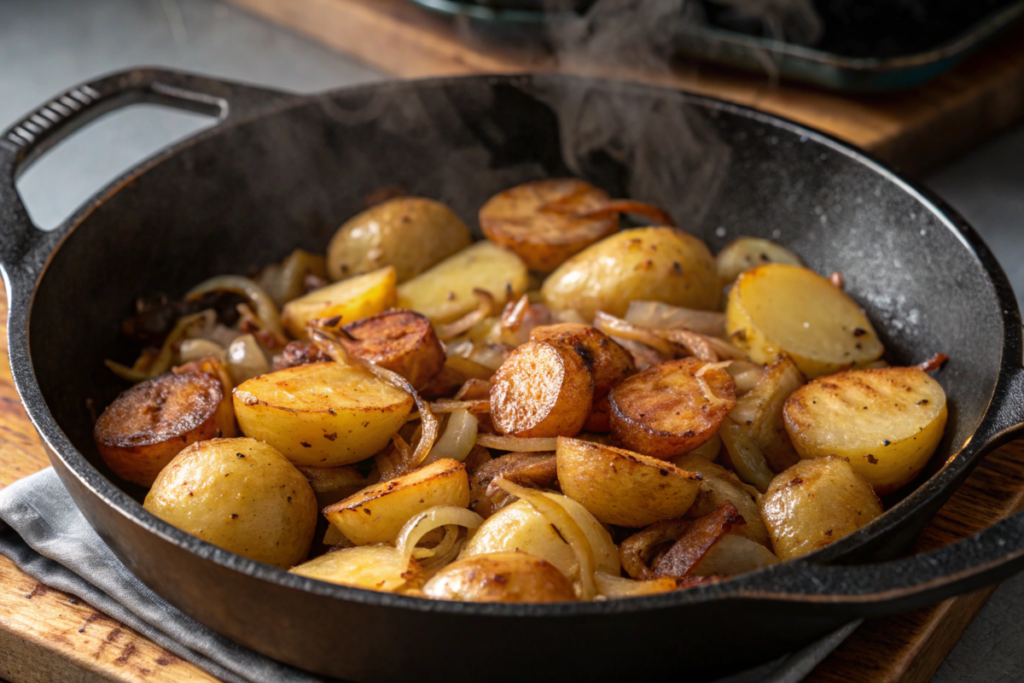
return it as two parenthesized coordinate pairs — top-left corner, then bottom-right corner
(424, 551), (577, 603)
(528, 323), (635, 398)
(609, 358), (736, 459)
(784, 366), (948, 494)
(95, 365), (237, 487)
(282, 266), (397, 340)
(233, 361), (414, 467)
(339, 309), (445, 389)
(716, 237), (802, 285)
(323, 458), (469, 545)
(479, 179), (617, 272)
(490, 341), (594, 438)
(460, 494), (619, 580)
(541, 227), (720, 322)
(327, 197), (473, 283)
(556, 437), (702, 527)
(144, 438), (317, 568)
(726, 264), (884, 379)
(291, 545), (423, 592)
(760, 456), (883, 560)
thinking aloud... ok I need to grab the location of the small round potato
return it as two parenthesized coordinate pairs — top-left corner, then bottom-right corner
(327, 197), (473, 283)
(541, 227), (720, 321)
(144, 438), (318, 568)
(424, 552), (577, 603)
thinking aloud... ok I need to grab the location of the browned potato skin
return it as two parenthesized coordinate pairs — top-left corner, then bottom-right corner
(490, 341), (595, 438)
(529, 323), (635, 398)
(424, 552), (577, 603)
(557, 437), (703, 527)
(94, 362), (237, 487)
(479, 179), (617, 272)
(609, 358), (736, 459)
(468, 451), (557, 518)
(760, 456), (883, 560)
(339, 310), (445, 389)
(583, 395), (612, 433)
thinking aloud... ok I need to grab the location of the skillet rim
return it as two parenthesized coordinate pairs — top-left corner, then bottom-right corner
(11, 72), (1023, 617)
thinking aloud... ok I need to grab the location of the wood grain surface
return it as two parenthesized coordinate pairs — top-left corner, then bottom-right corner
(227, 0), (1024, 176)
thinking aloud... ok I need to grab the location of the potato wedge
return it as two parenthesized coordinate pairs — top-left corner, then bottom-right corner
(784, 366), (948, 494)
(716, 237), (802, 285)
(761, 456), (883, 560)
(609, 358), (736, 458)
(424, 552), (577, 603)
(541, 227), (720, 322)
(528, 323), (635, 398)
(144, 438), (317, 568)
(327, 197), (473, 283)
(479, 179), (617, 272)
(729, 355), (805, 473)
(672, 453), (770, 547)
(490, 341), (594, 438)
(397, 241), (529, 324)
(460, 494), (619, 580)
(291, 545), (423, 592)
(95, 364), (237, 487)
(282, 266), (397, 340)
(338, 310), (445, 389)
(726, 264), (884, 379)
(296, 465), (370, 508)
(556, 437), (702, 527)
(689, 534), (779, 577)
(233, 361), (414, 467)
(324, 458), (469, 545)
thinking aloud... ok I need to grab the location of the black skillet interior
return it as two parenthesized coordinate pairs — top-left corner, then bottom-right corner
(8, 72), (1024, 680)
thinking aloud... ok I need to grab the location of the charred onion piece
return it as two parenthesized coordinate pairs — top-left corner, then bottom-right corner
(272, 341), (327, 371)
(652, 502), (744, 579)
(469, 452), (558, 518)
(339, 309), (446, 389)
(916, 353), (949, 373)
(619, 519), (692, 580)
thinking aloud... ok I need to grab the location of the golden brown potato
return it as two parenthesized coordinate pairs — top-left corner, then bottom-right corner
(716, 237), (802, 285)
(479, 179), (618, 272)
(671, 454), (770, 547)
(424, 552), (577, 603)
(729, 355), (805, 473)
(144, 438), (317, 568)
(95, 362), (237, 487)
(609, 358), (736, 459)
(460, 494), (620, 581)
(397, 241), (529, 324)
(282, 266), (397, 340)
(490, 341), (594, 438)
(582, 395), (612, 433)
(327, 197), (473, 283)
(784, 367), (948, 494)
(323, 458), (469, 545)
(760, 456), (883, 560)
(726, 264), (884, 379)
(556, 437), (702, 527)
(338, 310), (445, 389)
(541, 227), (720, 322)
(291, 545), (423, 592)
(296, 465), (370, 508)
(528, 323), (635, 398)
(233, 361), (414, 467)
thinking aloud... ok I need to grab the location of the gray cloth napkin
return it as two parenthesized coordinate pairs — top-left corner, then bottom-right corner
(0, 467), (857, 683)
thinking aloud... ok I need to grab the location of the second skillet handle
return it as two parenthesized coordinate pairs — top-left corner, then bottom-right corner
(724, 364), (1024, 616)
(0, 68), (291, 282)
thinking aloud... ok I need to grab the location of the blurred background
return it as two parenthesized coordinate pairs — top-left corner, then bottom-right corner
(1, 0), (1023, 680)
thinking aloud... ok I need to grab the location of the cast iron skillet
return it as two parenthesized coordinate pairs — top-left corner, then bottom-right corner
(4, 69), (1024, 682)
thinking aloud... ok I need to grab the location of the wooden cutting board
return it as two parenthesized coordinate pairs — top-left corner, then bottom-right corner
(1, 282), (1024, 683)
(225, 0), (1024, 177)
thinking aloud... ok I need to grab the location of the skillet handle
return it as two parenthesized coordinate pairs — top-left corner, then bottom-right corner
(723, 364), (1024, 617)
(0, 68), (291, 285)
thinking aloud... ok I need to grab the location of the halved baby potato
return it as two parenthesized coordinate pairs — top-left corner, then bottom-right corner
(726, 264), (884, 379)
(716, 237), (802, 286)
(339, 309), (445, 389)
(233, 361), (414, 467)
(609, 358), (736, 459)
(323, 458), (469, 545)
(282, 266), (397, 340)
(760, 456), (883, 560)
(479, 179), (617, 272)
(95, 361), (237, 487)
(490, 341), (594, 438)
(144, 437), (318, 568)
(556, 437), (702, 527)
(784, 366), (948, 494)
(424, 551), (577, 603)
(397, 241), (529, 324)
(291, 545), (423, 593)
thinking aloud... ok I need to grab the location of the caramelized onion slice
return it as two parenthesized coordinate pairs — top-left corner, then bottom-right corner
(395, 505), (485, 566)
(186, 274), (285, 341)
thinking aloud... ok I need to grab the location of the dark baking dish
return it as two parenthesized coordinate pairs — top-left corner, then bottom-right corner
(4, 69), (1024, 681)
